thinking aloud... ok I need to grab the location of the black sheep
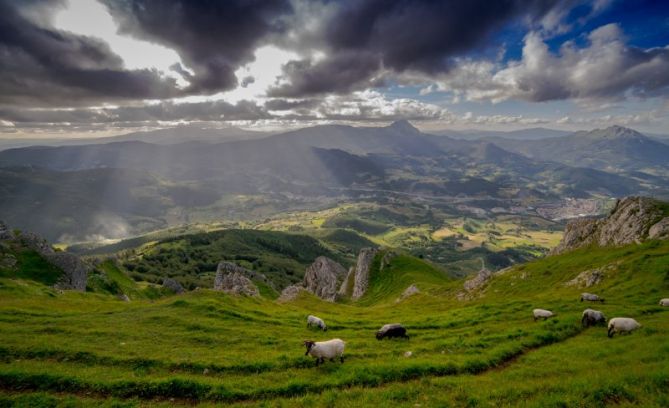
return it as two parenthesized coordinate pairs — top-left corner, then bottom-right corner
(376, 323), (409, 340)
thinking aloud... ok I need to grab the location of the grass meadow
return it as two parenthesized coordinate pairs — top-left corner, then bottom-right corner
(0, 240), (668, 406)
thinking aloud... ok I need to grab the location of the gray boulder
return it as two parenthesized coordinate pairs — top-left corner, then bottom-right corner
(162, 278), (185, 294)
(303, 256), (347, 302)
(278, 284), (307, 302)
(48, 252), (89, 291)
(215, 268), (259, 297)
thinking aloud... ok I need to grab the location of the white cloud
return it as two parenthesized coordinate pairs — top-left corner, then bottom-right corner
(430, 24), (669, 104)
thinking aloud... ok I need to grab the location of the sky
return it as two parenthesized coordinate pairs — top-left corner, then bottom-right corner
(0, 0), (668, 137)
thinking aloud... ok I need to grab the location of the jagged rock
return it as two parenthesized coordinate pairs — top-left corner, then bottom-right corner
(552, 197), (669, 254)
(564, 266), (612, 288)
(19, 232), (55, 254)
(463, 266), (493, 292)
(649, 217), (669, 240)
(117, 293), (130, 302)
(162, 278), (185, 294)
(278, 284), (307, 302)
(351, 248), (379, 300)
(396, 284), (420, 302)
(214, 261), (274, 292)
(48, 252), (89, 291)
(338, 267), (354, 297)
(0, 253), (17, 269)
(303, 256), (347, 302)
(0, 221), (10, 240)
(215, 271), (259, 297)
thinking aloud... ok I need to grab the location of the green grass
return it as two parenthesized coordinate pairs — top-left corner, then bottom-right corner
(0, 249), (63, 286)
(0, 240), (668, 406)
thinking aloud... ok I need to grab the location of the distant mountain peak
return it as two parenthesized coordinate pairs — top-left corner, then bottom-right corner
(388, 119), (419, 134)
(596, 125), (644, 139)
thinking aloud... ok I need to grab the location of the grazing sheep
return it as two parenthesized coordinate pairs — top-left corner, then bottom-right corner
(306, 315), (327, 331)
(581, 293), (605, 303)
(303, 339), (345, 366)
(581, 308), (606, 327)
(607, 317), (641, 338)
(533, 309), (555, 321)
(660, 298), (669, 307)
(376, 323), (409, 340)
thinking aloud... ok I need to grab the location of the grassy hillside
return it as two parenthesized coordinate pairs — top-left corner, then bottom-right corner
(0, 239), (667, 406)
(120, 229), (350, 290)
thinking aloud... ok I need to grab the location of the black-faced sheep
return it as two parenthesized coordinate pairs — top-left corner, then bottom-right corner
(607, 317), (641, 338)
(307, 315), (327, 331)
(303, 339), (345, 365)
(533, 309), (555, 321)
(376, 323), (409, 340)
(581, 308), (606, 327)
(581, 292), (605, 302)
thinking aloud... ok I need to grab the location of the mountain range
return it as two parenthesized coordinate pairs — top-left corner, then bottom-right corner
(0, 121), (667, 241)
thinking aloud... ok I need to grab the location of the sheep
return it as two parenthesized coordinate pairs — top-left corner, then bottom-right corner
(581, 293), (605, 303)
(533, 309), (555, 321)
(303, 339), (345, 366)
(376, 323), (409, 340)
(306, 315), (327, 331)
(581, 308), (606, 327)
(607, 317), (641, 338)
(660, 298), (669, 307)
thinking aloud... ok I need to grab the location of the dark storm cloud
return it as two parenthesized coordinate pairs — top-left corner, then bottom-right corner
(270, 0), (564, 97)
(102, 0), (293, 94)
(0, 0), (182, 107)
(0, 100), (273, 126)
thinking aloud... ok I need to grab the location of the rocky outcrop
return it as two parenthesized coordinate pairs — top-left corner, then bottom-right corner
(0, 221), (10, 240)
(0, 222), (89, 291)
(463, 267), (493, 292)
(303, 256), (347, 302)
(215, 271), (259, 297)
(552, 197), (669, 255)
(162, 278), (185, 294)
(214, 261), (274, 294)
(564, 268), (606, 288)
(351, 248), (379, 300)
(48, 252), (89, 291)
(278, 284), (307, 302)
(396, 284), (420, 302)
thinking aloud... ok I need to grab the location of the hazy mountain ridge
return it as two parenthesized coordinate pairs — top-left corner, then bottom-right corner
(0, 121), (666, 242)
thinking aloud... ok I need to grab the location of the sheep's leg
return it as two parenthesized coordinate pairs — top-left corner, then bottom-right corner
(340, 355), (344, 363)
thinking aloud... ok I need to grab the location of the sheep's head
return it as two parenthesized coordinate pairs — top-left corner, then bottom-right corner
(375, 331), (384, 340)
(303, 340), (315, 355)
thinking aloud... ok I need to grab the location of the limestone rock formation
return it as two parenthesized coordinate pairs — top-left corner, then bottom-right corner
(48, 252), (89, 291)
(552, 197), (669, 254)
(214, 261), (274, 294)
(0, 221), (10, 240)
(278, 284), (307, 302)
(463, 267), (493, 292)
(0, 222), (89, 291)
(564, 267), (606, 288)
(396, 284), (420, 302)
(215, 271), (259, 297)
(351, 248), (379, 300)
(162, 278), (185, 294)
(303, 256), (347, 302)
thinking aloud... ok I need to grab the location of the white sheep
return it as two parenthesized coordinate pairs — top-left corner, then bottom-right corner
(306, 315), (327, 331)
(581, 293), (605, 303)
(533, 308), (555, 321)
(303, 339), (345, 365)
(659, 298), (669, 307)
(581, 308), (606, 327)
(607, 317), (641, 338)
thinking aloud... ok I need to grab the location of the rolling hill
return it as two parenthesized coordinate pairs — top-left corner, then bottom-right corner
(0, 214), (667, 406)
